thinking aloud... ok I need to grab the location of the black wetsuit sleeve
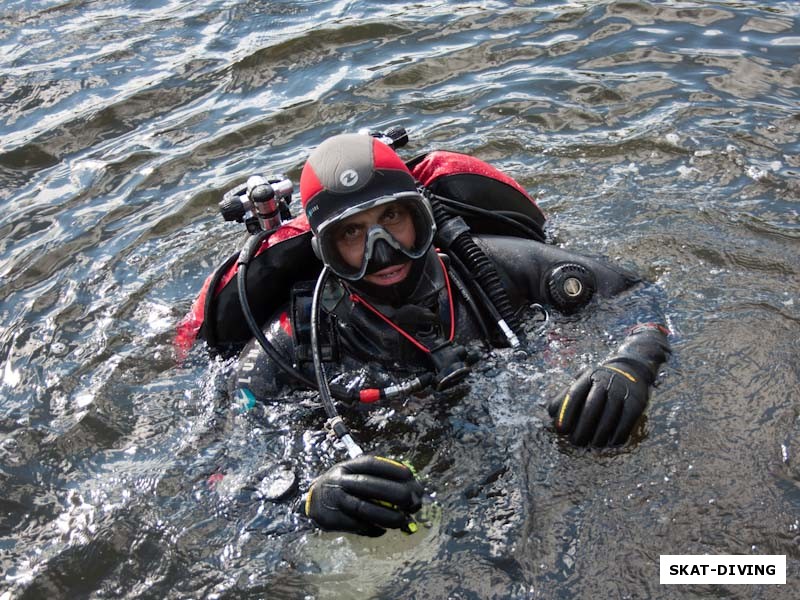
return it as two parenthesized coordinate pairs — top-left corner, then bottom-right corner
(475, 234), (641, 309)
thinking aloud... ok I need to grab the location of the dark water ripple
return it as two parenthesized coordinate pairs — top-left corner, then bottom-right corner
(1, 1), (799, 598)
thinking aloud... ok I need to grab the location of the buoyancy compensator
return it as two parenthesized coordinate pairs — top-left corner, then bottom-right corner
(176, 127), (546, 359)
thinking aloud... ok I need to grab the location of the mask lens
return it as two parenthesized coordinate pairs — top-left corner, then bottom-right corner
(317, 194), (435, 280)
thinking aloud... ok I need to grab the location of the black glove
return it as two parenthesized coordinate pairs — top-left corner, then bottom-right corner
(305, 454), (423, 537)
(548, 325), (671, 447)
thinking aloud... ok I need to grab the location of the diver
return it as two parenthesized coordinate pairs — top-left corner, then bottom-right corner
(201, 132), (671, 537)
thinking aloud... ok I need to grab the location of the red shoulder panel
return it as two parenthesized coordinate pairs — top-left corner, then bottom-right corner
(411, 150), (533, 201)
(213, 214), (311, 294)
(173, 214), (312, 358)
(174, 274), (213, 361)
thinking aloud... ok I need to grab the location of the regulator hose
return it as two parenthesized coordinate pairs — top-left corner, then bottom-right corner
(435, 195), (545, 242)
(428, 193), (521, 346)
(311, 266), (363, 458)
(236, 230), (319, 391)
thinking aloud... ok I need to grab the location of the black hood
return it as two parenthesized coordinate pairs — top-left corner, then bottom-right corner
(347, 249), (444, 310)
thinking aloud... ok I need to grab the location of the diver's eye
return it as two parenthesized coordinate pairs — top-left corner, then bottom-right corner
(337, 223), (365, 245)
(380, 204), (409, 226)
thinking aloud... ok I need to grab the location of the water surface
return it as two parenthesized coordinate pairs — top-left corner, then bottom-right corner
(1, 1), (799, 598)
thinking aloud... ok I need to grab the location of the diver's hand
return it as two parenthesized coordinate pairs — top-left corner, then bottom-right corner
(305, 455), (423, 537)
(548, 359), (651, 446)
(548, 324), (670, 447)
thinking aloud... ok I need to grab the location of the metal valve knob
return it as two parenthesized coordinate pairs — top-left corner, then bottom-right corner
(547, 263), (596, 312)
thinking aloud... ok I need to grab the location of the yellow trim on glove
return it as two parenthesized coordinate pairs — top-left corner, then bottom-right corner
(305, 487), (314, 516)
(603, 365), (637, 382)
(376, 456), (406, 469)
(557, 393), (570, 428)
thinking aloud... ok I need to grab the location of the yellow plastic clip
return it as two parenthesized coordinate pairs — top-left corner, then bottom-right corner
(403, 519), (419, 534)
(372, 499), (418, 535)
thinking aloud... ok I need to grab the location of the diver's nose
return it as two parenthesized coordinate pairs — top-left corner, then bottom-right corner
(369, 237), (396, 269)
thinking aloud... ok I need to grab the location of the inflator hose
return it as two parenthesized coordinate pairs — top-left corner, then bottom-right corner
(237, 236), (362, 455)
(311, 266), (363, 458)
(428, 194), (522, 341)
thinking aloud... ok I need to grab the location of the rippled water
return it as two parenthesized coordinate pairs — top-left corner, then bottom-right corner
(1, 1), (799, 598)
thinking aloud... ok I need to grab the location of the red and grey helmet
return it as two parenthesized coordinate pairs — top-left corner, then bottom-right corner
(300, 133), (436, 280)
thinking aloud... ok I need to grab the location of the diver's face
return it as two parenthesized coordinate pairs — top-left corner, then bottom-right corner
(333, 201), (416, 286)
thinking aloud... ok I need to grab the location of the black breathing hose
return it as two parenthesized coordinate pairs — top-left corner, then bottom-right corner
(236, 231), (319, 391)
(428, 194), (521, 346)
(446, 262), (493, 348)
(435, 194), (545, 242)
(311, 266), (363, 458)
(236, 231), (432, 411)
(236, 235), (361, 457)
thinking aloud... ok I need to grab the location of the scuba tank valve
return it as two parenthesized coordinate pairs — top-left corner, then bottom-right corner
(219, 174), (293, 233)
(248, 175), (293, 232)
(361, 125), (409, 150)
